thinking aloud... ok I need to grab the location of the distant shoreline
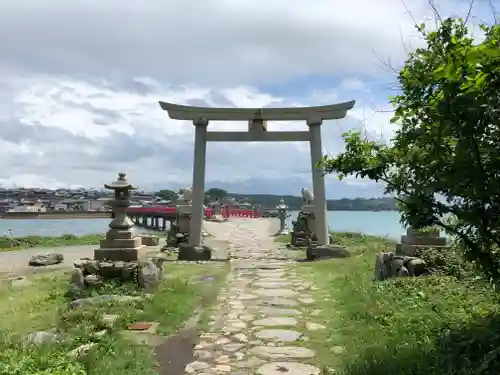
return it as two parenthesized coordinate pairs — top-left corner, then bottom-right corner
(0, 211), (112, 220)
(0, 209), (398, 220)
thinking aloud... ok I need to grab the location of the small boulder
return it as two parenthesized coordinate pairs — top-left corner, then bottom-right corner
(23, 331), (58, 346)
(141, 235), (160, 246)
(28, 252), (64, 267)
(407, 258), (427, 276)
(306, 245), (350, 261)
(178, 244), (212, 261)
(137, 261), (160, 292)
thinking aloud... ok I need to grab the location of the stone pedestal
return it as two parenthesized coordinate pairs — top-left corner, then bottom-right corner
(396, 227), (448, 256)
(374, 227), (449, 281)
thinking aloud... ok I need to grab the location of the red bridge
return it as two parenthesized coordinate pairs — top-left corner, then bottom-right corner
(128, 206), (261, 219)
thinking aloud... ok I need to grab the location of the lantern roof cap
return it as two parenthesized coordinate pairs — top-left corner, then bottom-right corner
(104, 173), (136, 190)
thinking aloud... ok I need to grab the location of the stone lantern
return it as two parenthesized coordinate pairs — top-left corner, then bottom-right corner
(105, 172), (136, 232)
(67, 173), (162, 297)
(276, 199), (290, 236)
(96, 172), (143, 262)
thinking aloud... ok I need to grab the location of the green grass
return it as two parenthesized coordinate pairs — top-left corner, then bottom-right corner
(0, 234), (104, 251)
(291, 232), (500, 375)
(0, 262), (228, 375)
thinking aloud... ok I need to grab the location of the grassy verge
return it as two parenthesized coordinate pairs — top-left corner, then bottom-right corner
(0, 262), (228, 375)
(289, 232), (500, 375)
(0, 234), (104, 252)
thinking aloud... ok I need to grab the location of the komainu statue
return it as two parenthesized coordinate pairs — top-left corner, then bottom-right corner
(301, 188), (314, 205)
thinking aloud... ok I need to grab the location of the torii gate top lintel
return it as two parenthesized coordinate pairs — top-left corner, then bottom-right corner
(158, 100), (355, 121)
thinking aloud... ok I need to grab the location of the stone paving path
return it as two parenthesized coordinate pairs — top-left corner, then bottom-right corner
(185, 218), (322, 375)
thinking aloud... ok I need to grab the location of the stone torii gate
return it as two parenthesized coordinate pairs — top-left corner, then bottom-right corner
(159, 100), (356, 247)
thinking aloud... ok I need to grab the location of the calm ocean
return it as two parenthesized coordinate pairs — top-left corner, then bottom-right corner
(0, 211), (406, 239)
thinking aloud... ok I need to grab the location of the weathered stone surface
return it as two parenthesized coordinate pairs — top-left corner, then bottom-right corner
(141, 235), (160, 246)
(29, 252), (64, 266)
(306, 244), (350, 260)
(254, 329), (302, 342)
(23, 331), (58, 346)
(401, 234), (447, 246)
(263, 298), (299, 307)
(256, 362), (320, 375)
(259, 307), (302, 316)
(137, 261), (160, 292)
(67, 268), (86, 297)
(178, 244), (212, 261)
(253, 317), (298, 327)
(407, 258), (427, 276)
(253, 281), (292, 288)
(67, 343), (97, 359)
(306, 322), (326, 331)
(249, 346), (316, 359)
(253, 288), (298, 298)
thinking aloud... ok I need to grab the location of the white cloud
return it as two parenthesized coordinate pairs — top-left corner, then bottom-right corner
(0, 0), (493, 197)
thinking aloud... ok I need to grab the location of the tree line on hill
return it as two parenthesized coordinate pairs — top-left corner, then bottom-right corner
(155, 188), (397, 211)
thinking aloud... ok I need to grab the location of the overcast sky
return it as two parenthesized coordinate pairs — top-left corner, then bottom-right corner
(0, 0), (494, 197)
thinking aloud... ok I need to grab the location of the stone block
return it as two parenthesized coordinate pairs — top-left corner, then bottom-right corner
(106, 229), (135, 240)
(94, 248), (139, 262)
(407, 227), (440, 237)
(178, 244), (212, 261)
(99, 237), (143, 249)
(306, 245), (350, 261)
(395, 243), (425, 256)
(141, 235), (159, 246)
(401, 235), (447, 246)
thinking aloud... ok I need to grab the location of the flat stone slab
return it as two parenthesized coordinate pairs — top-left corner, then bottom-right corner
(250, 346), (316, 359)
(253, 317), (298, 327)
(263, 298), (299, 307)
(238, 293), (260, 300)
(253, 281), (293, 289)
(253, 289), (298, 298)
(254, 329), (302, 342)
(306, 322), (326, 331)
(256, 362), (321, 375)
(259, 307), (302, 316)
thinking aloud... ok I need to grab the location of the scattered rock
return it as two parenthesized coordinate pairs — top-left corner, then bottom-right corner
(178, 244), (212, 261)
(101, 314), (119, 327)
(137, 261), (160, 292)
(23, 331), (58, 346)
(67, 343), (97, 359)
(28, 252), (64, 267)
